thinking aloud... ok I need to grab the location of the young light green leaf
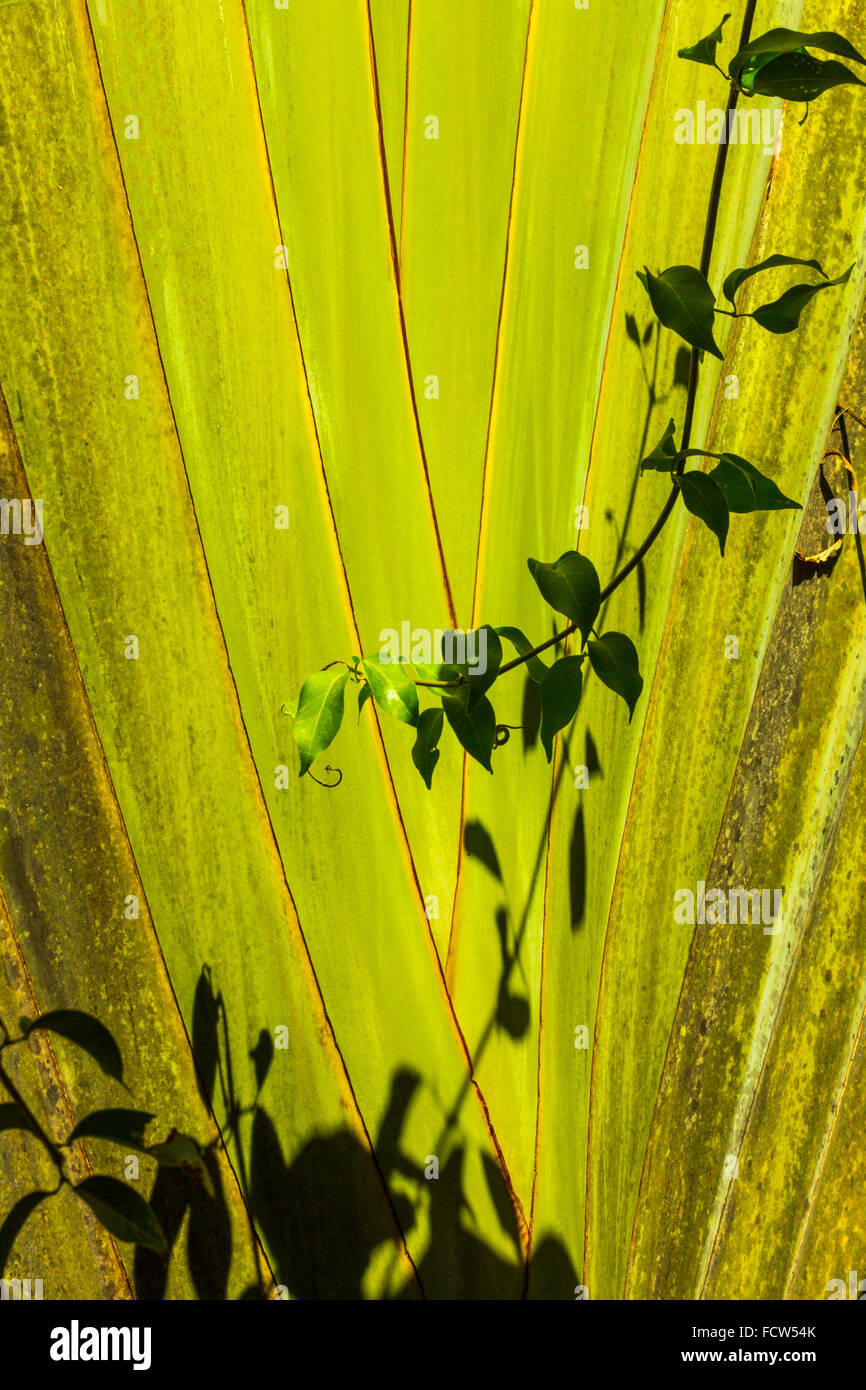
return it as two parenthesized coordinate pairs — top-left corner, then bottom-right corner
(587, 633), (644, 721)
(148, 1129), (215, 1198)
(636, 265), (723, 360)
(67, 1108), (155, 1150)
(677, 471), (730, 555)
(539, 656), (584, 763)
(678, 14), (730, 67)
(722, 254), (827, 307)
(360, 657), (419, 727)
(293, 667), (349, 775)
(24, 1010), (124, 1085)
(75, 1175), (168, 1253)
(465, 626), (502, 710)
(0, 1190), (51, 1276)
(527, 550), (601, 645)
(709, 454), (801, 513)
(496, 626), (550, 682)
(749, 51), (865, 101)
(441, 692), (496, 773)
(730, 28), (866, 85)
(749, 267), (853, 333)
(411, 708), (444, 790)
(640, 418), (679, 472)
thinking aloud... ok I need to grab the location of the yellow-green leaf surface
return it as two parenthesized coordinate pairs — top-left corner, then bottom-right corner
(370, 0), (410, 235)
(400, 0), (531, 622)
(581, 0), (866, 1299)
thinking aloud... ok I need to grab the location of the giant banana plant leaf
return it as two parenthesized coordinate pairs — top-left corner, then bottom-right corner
(0, 0), (864, 1302)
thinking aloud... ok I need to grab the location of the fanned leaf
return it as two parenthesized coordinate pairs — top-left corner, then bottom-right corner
(539, 656), (584, 763)
(293, 668), (350, 774)
(74, 1176), (168, 1255)
(24, 1011), (123, 1086)
(527, 551), (601, 645)
(587, 634), (644, 721)
(411, 708), (445, 790)
(636, 264), (723, 359)
(677, 471), (729, 555)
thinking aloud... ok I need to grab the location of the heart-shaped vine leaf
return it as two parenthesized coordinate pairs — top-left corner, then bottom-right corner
(75, 1176), (168, 1254)
(749, 266), (853, 334)
(359, 657), (419, 727)
(678, 13), (730, 67)
(637, 265), (723, 360)
(722, 254), (828, 307)
(466, 626), (502, 709)
(293, 667), (350, 774)
(729, 28), (866, 87)
(496, 626), (550, 682)
(587, 633), (644, 721)
(539, 656), (584, 763)
(709, 454), (801, 513)
(748, 50), (866, 101)
(677, 471), (730, 555)
(357, 682), (372, 721)
(441, 692), (496, 772)
(641, 418), (679, 473)
(411, 708), (444, 789)
(527, 551), (601, 645)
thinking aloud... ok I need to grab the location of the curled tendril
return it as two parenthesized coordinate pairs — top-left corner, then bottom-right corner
(494, 723), (526, 749)
(308, 765), (343, 788)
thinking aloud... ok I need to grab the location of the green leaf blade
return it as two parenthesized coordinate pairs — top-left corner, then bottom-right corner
(527, 551), (601, 645)
(636, 265), (723, 360)
(539, 655), (584, 762)
(292, 667), (350, 774)
(677, 471), (730, 555)
(441, 692), (496, 773)
(750, 267), (853, 334)
(722, 254), (828, 308)
(359, 658), (420, 727)
(495, 626), (550, 682)
(587, 633), (643, 721)
(677, 13), (730, 68)
(709, 454), (801, 513)
(411, 707), (445, 790)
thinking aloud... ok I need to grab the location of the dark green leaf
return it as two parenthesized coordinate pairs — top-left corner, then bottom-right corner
(74, 1175), (168, 1254)
(411, 708), (444, 789)
(539, 656), (584, 763)
(677, 471), (730, 555)
(709, 454), (801, 513)
(640, 418), (679, 473)
(360, 657), (419, 727)
(441, 693), (496, 773)
(0, 1101), (34, 1137)
(587, 633), (644, 721)
(0, 1190), (50, 1276)
(147, 1130), (214, 1198)
(495, 626), (550, 682)
(730, 28), (866, 85)
(749, 50), (865, 101)
(24, 1010), (123, 1085)
(722, 254), (827, 307)
(749, 267), (853, 333)
(292, 668), (349, 775)
(678, 13), (730, 67)
(527, 550), (601, 645)
(67, 1108), (155, 1149)
(636, 265), (723, 360)
(466, 625), (502, 709)
(357, 682), (372, 721)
